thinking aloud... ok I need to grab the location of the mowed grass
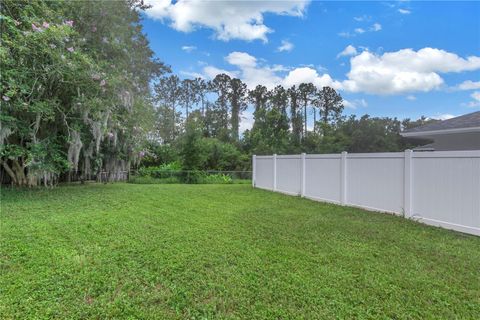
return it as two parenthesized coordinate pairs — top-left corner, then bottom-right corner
(1, 184), (479, 319)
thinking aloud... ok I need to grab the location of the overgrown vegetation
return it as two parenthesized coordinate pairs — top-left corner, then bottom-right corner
(130, 166), (239, 185)
(2, 184), (479, 318)
(1, 0), (167, 186)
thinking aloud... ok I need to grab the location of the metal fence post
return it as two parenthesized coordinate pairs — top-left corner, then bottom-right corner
(273, 154), (277, 191)
(252, 155), (256, 188)
(301, 153), (306, 197)
(404, 149), (413, 218)
(341, 151), (347, 205)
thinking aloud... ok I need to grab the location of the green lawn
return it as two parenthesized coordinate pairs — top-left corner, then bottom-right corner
(1, 184), (479, 319)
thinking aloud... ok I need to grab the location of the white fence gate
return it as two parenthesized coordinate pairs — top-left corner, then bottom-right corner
(252, 151), (480, 236)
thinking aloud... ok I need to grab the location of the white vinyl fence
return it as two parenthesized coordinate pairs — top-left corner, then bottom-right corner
(252, 151), (480, 236)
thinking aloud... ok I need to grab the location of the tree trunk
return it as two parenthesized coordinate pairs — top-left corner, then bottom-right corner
(172, 103), (176, 140)
(304, 103), (307, 138)
(1, 158), (35, 187)
(323, 106), (329, 125)
(1, 159), (18, 185)
(12, 159), (28, 186)
(231, 99), (239, 141)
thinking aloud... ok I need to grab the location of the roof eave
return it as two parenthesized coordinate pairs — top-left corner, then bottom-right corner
(401, 126), (480, 137)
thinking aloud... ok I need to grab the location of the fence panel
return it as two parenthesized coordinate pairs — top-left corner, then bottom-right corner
(252, 151), (480, 236)
(276, 155), (302, 195)
(304, 155), (342, 203)
(255, 156), (274, 190)
(412, 152), (480, 234)
(346, 154), (405, 214)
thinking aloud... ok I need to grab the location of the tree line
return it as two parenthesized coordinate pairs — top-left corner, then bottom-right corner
(153, 74), (344, 144)
(147, 74), (435, 171)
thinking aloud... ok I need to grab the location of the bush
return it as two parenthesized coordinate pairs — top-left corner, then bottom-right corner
(180, 171), (206, 184)
(141, 143), (179, 167)
(130, 171), (239, 185)
(202, 174), (233, 184)
(128, 176), (180, 184)
(137, 162), (182, 179)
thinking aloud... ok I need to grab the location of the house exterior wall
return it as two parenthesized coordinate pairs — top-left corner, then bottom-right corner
(424, 132), (480, 151)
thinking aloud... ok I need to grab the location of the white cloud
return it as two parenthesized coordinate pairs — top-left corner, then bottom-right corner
(203, 65), (239, 79)
(398, 9), (411, 14)
(181, 45), (197, 52)
(337, 45), (357, 58)
(277, 40), (294, 52)
(208, 52), (283, 89)
(406, 95), (417, 101)
(338, 31), (353, 38)
(371, 23), (382, 32)
(455, 80), (480, 91)
(342, 100), (355, 109)
(341, 23), (381, 38)
(353, 15), (370, 22)
(199, 48), (480, 96)
(343, 99), (368, 109)
(472, 91), (480, 101)
(180, 70), (205, 78)
(226, 51), (257, 68)
(283, 67), (343, 89)
(430, 114), (456, 120)
(200, 52), (341, 90)
(343, 48), (480, 94)
(465, 91), (480, 107)
(145, 0), (310, 42)
(316, 65), (329, 73)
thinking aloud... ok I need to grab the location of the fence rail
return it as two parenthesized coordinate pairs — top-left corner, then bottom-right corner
(252, 150), (480, 236)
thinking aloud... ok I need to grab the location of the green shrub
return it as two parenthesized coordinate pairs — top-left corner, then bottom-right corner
(181, 170), (206, 184)
(202, 174), (233, 184)
(141, 143), (179, 167)
(137, 162), (182, 179)
(128, 176), (180, 184)
(132, 168), (242, 185)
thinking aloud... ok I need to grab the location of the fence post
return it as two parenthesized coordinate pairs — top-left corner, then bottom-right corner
(341, 151), (347, 205)
(252, 155), (256, 188)
(404, 149), (413, 218)
(273, 154), (277, 191)
(301, 153), (306, 197)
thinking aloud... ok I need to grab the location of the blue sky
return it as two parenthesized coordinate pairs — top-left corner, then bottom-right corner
(141, 0), (480, 130)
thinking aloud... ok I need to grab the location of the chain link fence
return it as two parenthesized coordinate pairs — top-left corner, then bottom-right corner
(0, 169), (253, 186)
(128, 170), (252, 184)
(58, 170), (130, 184)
